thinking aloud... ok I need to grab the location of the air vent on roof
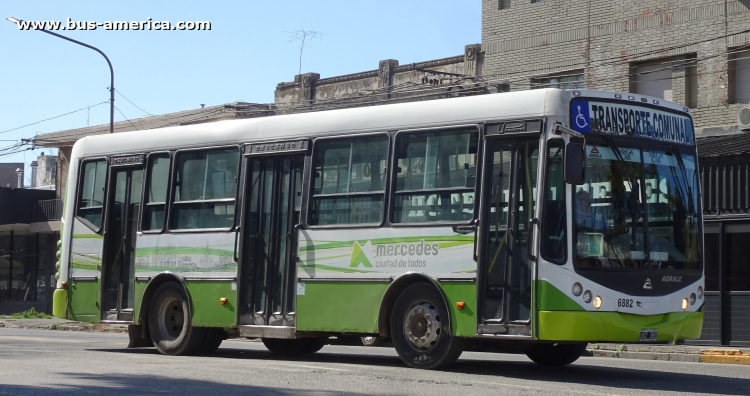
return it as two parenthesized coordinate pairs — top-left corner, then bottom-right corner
(738, 106), (750, 131)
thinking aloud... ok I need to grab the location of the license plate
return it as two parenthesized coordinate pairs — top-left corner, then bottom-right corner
(639, 329), (657, 342)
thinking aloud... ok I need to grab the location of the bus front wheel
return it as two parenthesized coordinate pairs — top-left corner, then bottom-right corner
(390, 283), (464, 369)
(148, 282), (207, 356)
(524, 343), (587, 366)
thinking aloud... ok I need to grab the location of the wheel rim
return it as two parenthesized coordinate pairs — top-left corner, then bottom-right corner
(362, 336), (376, 345)
(403, 301), (441, 350)
(157, 296), (184, 340)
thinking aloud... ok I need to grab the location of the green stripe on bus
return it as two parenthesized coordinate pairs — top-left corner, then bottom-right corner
(298, 264), (377, 273)
(300, 235), (474, 252)
(538, 310), (703, 342)
(537, 280), (585, 311)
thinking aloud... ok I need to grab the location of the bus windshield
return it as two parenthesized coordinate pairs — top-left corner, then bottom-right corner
(574, 140), (701, 271)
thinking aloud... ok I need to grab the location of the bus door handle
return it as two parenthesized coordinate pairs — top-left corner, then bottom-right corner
(527, 218), (538, 262)
(233, 226), (241, 262)
(289, 224), (303, 262)
(453, 219), (479, 261)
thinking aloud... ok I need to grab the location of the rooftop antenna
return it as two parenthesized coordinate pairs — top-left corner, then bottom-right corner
(200, 104), (205, 108)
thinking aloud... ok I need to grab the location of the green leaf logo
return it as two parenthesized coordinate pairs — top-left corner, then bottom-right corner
(349, 241), (373, 268)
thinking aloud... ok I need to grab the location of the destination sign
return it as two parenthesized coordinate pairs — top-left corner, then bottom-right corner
(110, 154), (144, 166)
(571, 100), (694, 145)
(245, 139), (308, 155)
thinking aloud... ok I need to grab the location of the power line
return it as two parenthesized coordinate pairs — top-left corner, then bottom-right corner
(113, 106), (140, 130)
(0, 101), (109, 135)
(115, 88), (154, 116)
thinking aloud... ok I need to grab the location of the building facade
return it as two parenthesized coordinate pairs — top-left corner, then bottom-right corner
(481, 0), (750, 346)
(0, 187), (59, 315)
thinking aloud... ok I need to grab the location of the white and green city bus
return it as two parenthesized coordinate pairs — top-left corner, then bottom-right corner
(53, 89), (704, 368)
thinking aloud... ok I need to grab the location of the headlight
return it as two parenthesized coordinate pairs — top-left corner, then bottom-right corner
(689, 293), (696, 306)
(697, 286), (703, 300)
(583, 290), (592, 304)
(593, 296), (603, 309)
(572, 283), (583, 296)
(682, 298), (689, 310)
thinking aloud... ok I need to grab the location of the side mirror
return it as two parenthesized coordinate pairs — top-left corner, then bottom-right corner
(564, 142), (585, 185)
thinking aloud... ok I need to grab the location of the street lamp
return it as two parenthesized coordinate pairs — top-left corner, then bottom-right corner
(7, 16), (115, 134)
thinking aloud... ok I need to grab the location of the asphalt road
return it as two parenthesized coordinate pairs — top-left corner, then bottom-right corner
(0, 328), (747, 395)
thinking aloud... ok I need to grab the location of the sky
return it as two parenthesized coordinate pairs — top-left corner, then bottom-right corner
(1, 0), (481, 185)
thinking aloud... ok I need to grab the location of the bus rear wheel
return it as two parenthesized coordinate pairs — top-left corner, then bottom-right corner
(195, 327), (225, 356)
(524, 343), (587, 366)
(390, 283), (464, 369)
(148, 282), (207, 356)
(262, 338), (326, 354)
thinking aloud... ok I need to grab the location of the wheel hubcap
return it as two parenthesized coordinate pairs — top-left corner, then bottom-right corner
(403, 302), (441, 349)
(158, 296), (184, 340)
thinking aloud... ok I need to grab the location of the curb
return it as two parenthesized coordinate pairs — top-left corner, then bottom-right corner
(587, 343), (750, 365)
(699, 349), (750, 365)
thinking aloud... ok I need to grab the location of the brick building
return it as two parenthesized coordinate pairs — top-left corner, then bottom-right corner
(479, 0), (750, 347)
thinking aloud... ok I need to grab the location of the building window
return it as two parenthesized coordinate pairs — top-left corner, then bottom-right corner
(310, 135), (389, 226)
(392, 127), (478, 224)
(170, 147), (239, 230)
(531, 72), (584, 89)
(632, 56), (698, 107)
(499, 0), (511, 9)
(729, 47), (750, 104)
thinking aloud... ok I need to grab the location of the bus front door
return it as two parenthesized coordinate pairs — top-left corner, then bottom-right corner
(477, 136), (539, 335)
(102, 165), (143, 321)
(239, 155), (304, 327)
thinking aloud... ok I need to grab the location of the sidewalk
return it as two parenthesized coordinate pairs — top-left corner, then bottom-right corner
(0, 318), (128, 333)
(2, 318), (747, 365)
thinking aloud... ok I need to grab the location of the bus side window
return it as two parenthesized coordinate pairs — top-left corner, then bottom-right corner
(310, 135), (389, 226)
(392, 127), (478, 224)
(170, 147), (240, 230)
(540, 140), (566, 264)
(142, 153), (171, 232)
(77, 159), (108, 230)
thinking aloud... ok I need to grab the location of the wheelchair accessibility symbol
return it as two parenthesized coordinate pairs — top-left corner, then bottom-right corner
(576, 105), (588, 129)
(572, 102), (591, 133)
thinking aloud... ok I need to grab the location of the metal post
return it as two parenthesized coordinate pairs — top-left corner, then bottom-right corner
(7, 17), (115, 134)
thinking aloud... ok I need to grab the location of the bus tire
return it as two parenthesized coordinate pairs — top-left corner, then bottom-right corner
(262, 338), (326, 354)
(195, 327), (225, 356)
(390, 283), (464, 369)
(524, 343), (587, 366)
(148, 282), (207, 356)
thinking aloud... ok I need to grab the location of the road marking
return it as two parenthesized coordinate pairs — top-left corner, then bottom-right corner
(0, 335), (116, 344)
(278, 363), (349, 372)
(470, 380), (622, 396)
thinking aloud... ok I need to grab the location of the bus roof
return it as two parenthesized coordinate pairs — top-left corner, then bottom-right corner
(71, 89), (689, 157)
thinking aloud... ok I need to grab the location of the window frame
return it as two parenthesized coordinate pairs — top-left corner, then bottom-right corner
(139, 151), (173, 234)
(531, 70), (584, 90)
(539, 138), (567, 265)
(389, 124), (481, 227)
(307, 132), (392, 229)
(167, 145), (242, 233)
(75, 157), (109, 233)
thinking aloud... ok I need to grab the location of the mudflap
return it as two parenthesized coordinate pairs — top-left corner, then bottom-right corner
(127, 324), (153, 348)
